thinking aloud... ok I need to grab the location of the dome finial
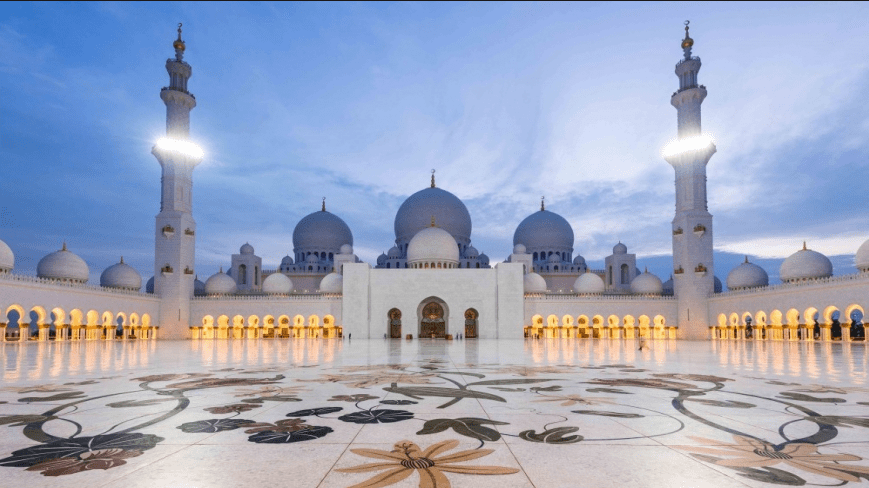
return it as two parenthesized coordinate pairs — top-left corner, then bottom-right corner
(219, 266), (223, 273)
(431, 169), (436, 188)
(681, 20), (694, 60)
(744, 255), (749, 263)
(62, 242), (67, 251)
(431, 215), (436, 227)
(803, 241), (807, 250)
(120, 256), (124, 264)
(173, 23), (186, 61)
(540, 196), (545, 211)
(322, 197), (326, 212)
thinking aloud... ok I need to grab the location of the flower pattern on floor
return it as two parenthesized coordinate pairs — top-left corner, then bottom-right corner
(0, 340), (868, 486)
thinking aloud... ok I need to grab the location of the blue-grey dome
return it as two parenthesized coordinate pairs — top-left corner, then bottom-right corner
(394, 187), (471, 246)
(292, 210), (353, 254)
(146, 276), (154, 293)
(513, 210), (574, 252)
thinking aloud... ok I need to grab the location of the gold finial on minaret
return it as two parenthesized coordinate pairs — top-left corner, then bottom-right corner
(431, 215), (436, 227)
(540, 196), (545, 211)
(431, 169), (436, 188)
(681, 20), (693, 49)
(173, 23), (186, 51)
(322, 197), (326, 211)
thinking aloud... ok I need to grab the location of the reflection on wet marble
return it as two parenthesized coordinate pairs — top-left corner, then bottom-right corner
(1, 338), (868, 487)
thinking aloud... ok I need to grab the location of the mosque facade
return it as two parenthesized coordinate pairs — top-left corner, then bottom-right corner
(2, 25), (869, 343)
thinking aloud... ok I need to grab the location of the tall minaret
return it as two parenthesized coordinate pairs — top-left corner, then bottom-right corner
(663, 22), (716, 340)
(152, 24), (202, 339)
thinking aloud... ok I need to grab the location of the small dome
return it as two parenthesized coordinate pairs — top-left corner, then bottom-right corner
(146, 276), (154, 294)
(100, 257), (142, 291)
(376, 253), (387, 266)
(319, 272), (343, 293)
(573, 254), (586, 266)
(727, 258), (769, 290)
(194, 276), (206, 296)
(465, 246), (479, 258)
(780, 243), (833, 283)
(662, 275), (674, 295)
(513, 209), (574, 252)
(240, 242), (254, 255)
(37, 243), (89, 283)
(479, 252), (489, 265)
(547, 253), (561, 264)
(523, 272), (548, 293)
(387, 246), (401, 258)
(0, 238), (13, 272)
(262, 272), (293, 295)
(204, 268), (237, 295)
(856, 238), (869, 272)
(339, 244), (353, 255)
(513, 243), (527, 254)
(631, 269), (662, 295)
(574, 272), (605, 294)
(613, 242), (627, 255)
(407, 226), (460, 266)
(293, 209), (353, 253)
(395, 187), (472, 246)
(305, 254), (319, 264)
(281, 255), (294, 266)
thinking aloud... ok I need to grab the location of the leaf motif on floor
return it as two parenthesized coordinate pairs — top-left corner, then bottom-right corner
(416, 417), (509, 442)
(571, 410), (643, 418)
(518, 427), (583, 444)
(338, 409), (413, 424)
(247, 425), (333, 444)
(18, 391), (86, 403)
(285, 407), (343, 417)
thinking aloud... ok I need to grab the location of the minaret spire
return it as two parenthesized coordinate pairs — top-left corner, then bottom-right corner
(540, 196), (545, 211)
(152, 23), (202, 339)
(322, 197), (326, 212)
(682, 20), (693, 60)
(664, 21), (716, 340)
(431, 169), (436, 188)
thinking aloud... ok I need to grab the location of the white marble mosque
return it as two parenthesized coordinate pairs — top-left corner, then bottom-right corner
(2, 23), (869, 345)
(2, 22), (869, 488)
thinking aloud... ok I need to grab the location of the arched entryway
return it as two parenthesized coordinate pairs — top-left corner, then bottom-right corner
(464, 308), (478, 338)
(388, 308), (402, 338)
(418, 298), (447, 338)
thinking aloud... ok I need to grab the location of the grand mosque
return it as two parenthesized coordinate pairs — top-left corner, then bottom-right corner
(1, 24), (868, 344)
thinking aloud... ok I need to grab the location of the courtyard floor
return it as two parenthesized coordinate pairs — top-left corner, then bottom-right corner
(1, 338), (867, 487)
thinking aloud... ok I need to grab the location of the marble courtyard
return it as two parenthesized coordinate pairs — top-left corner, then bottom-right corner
(1, 338), (867, 487)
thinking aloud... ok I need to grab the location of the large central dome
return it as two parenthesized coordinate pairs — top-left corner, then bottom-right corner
(513, 209), (574, 251)
(394, 187), (472, 245)
(293, 209), (353, 252)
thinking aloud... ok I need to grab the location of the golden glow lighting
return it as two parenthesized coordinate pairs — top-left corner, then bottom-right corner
(662, 133), (714, 157)
(156, 138), (204, 158)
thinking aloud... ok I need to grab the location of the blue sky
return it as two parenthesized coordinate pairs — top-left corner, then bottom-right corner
(1, 2), (868, 287)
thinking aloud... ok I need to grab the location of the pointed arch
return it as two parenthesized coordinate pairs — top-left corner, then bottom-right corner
(769, 310), (783, 326)
(561, 315), (574, 327)
(546, 315), (559, 328)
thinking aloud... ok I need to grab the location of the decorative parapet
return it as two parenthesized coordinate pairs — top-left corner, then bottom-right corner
(526, 294), (676, 302)
(710, 272), (869, 299)
(695, 263), (707, 276)
(192, 294), (342, 302)
(693, 224), (706, 237)
(161, 265), (174, 274)
(162, 225), (175, 238)
(0, 272), (157, 298)
(673, 227), (683, 236)
(184, 266), (194, 275)
(674, 266), (685, 275)
(184, 228), (195, 236)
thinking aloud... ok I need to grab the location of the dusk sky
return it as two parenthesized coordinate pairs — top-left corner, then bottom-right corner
(2, 2), (868, 288)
